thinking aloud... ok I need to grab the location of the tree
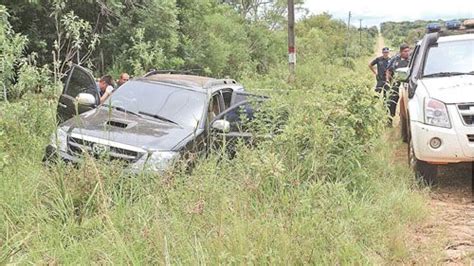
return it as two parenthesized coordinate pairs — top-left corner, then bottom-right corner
(0, 5), (28, 101)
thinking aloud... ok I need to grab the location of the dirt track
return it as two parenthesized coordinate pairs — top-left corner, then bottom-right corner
(436, 164), (474, 264)
(416, 163), (473, 264)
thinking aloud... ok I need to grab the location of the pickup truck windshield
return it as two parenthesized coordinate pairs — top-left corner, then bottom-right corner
(106, 80), (206, 128)
(423, 39), (474, 77)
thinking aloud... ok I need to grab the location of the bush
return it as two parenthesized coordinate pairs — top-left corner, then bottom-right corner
(11, 54), (56, 99)
(0, 5), (27, 101)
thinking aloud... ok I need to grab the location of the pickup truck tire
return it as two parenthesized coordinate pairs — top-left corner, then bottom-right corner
(409, 139), (438, 185)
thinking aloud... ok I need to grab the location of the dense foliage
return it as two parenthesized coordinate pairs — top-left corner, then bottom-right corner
(381, 18), (466, 48)
(2, 0), (290, 78)
(0, 6), (26, 100)
(1, 1), (375, 80)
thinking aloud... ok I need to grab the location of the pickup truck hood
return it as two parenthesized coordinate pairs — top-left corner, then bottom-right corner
(62, 107), (195, 151)
(421, 75), (474, 104)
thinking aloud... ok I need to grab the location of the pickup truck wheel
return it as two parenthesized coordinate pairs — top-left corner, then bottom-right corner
(408, 139), (438, 185)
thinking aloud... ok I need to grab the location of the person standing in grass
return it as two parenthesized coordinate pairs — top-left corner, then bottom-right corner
(369, 47), (391, 93)
(385, 44), (411, 127)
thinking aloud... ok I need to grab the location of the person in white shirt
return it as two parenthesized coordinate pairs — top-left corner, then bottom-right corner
(98, 75), (115, 104)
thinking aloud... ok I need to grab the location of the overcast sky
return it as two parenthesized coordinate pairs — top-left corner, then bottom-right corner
(303, 0), (474, 27)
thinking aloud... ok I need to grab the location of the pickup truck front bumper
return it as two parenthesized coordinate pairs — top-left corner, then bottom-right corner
(44, 144), (82, 164)
(411, 121), (474, 164)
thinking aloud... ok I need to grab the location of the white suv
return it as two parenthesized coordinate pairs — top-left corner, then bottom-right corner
(397, 30), (474, 183)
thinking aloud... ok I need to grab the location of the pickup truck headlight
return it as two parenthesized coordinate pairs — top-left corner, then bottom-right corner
(424, 98), (451, 128)
(50, 127), (68, 152)
(131, 151), (178, 173)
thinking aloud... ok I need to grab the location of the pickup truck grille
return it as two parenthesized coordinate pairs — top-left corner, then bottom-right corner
(457, 104), (474, 125)
(67, 136), (142, 163)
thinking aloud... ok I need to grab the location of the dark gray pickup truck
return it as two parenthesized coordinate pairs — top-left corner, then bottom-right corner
(45, 65), (266, 172)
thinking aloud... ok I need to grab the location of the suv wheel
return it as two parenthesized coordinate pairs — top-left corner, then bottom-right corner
(408, 138), (438, 185)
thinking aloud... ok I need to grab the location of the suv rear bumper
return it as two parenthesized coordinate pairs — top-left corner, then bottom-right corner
(411, 121), (474, 163)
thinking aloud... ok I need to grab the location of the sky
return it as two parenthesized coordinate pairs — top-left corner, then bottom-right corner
(303, 0), (474, 27)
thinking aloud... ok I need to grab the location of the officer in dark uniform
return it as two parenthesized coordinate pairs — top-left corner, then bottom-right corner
(385, 43), (410, 127)
(369, 47), (391, 92)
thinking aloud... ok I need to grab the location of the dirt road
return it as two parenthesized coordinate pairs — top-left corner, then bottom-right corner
(374, 35), (473, 264)
(387, 130), (473, 264)
(433, 164), (474, 264)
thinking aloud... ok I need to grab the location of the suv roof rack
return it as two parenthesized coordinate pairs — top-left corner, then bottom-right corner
(203, 79), (239, 89)
(143, 69), (205, 77)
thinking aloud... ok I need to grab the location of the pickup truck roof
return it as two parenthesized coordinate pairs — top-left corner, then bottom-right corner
(437, 32), (474, 43)
(142, 74), (241, 91)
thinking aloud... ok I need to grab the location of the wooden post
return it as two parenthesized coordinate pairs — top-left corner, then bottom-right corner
(288, 0), (296, 79)
(344, 11), (352, 65)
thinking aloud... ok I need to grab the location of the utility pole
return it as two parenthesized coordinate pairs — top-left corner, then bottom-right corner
(359, 19), (362, 48)
(344, 11), (351, 65)
(366, 26), (369, 48)
(288, 0), (296, 79)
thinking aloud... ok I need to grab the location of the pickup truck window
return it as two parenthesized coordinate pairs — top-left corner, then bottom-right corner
(423, 39), (474, 77)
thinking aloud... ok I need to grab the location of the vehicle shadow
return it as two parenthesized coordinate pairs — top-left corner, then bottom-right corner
(436, 163), (473, 201)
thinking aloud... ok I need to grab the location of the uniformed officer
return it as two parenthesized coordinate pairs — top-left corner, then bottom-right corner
(385, 44), (410, 126)
(369, 47), (391, 93)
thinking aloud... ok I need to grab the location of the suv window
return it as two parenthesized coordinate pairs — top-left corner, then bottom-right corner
(221, 102), (256, 132)
(66, 67), (96, 98)
(423, 39), (474, 76)
(208, 93), (223, 122)
(221, 89), (233, 109)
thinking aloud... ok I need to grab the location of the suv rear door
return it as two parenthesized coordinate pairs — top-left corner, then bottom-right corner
(57, 65), (99, 123)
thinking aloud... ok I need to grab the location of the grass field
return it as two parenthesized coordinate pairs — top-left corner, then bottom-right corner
(0, 51), (432, 264)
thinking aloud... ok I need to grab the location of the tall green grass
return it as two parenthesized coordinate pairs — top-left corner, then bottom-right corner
(0, 54), (428, 264)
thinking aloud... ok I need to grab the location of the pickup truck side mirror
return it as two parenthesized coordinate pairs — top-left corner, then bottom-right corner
(395, 67), (409, 83)
(211, 119), (230, 133)
(408, 80), (418, 99)
(76, 92), (97, 106)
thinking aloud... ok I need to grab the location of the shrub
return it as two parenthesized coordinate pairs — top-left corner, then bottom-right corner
(0, 5), (27, 101)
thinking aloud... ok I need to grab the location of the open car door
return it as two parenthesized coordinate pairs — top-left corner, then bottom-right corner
(57, 65), (99, 123)
(210, 95), (267, 155)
